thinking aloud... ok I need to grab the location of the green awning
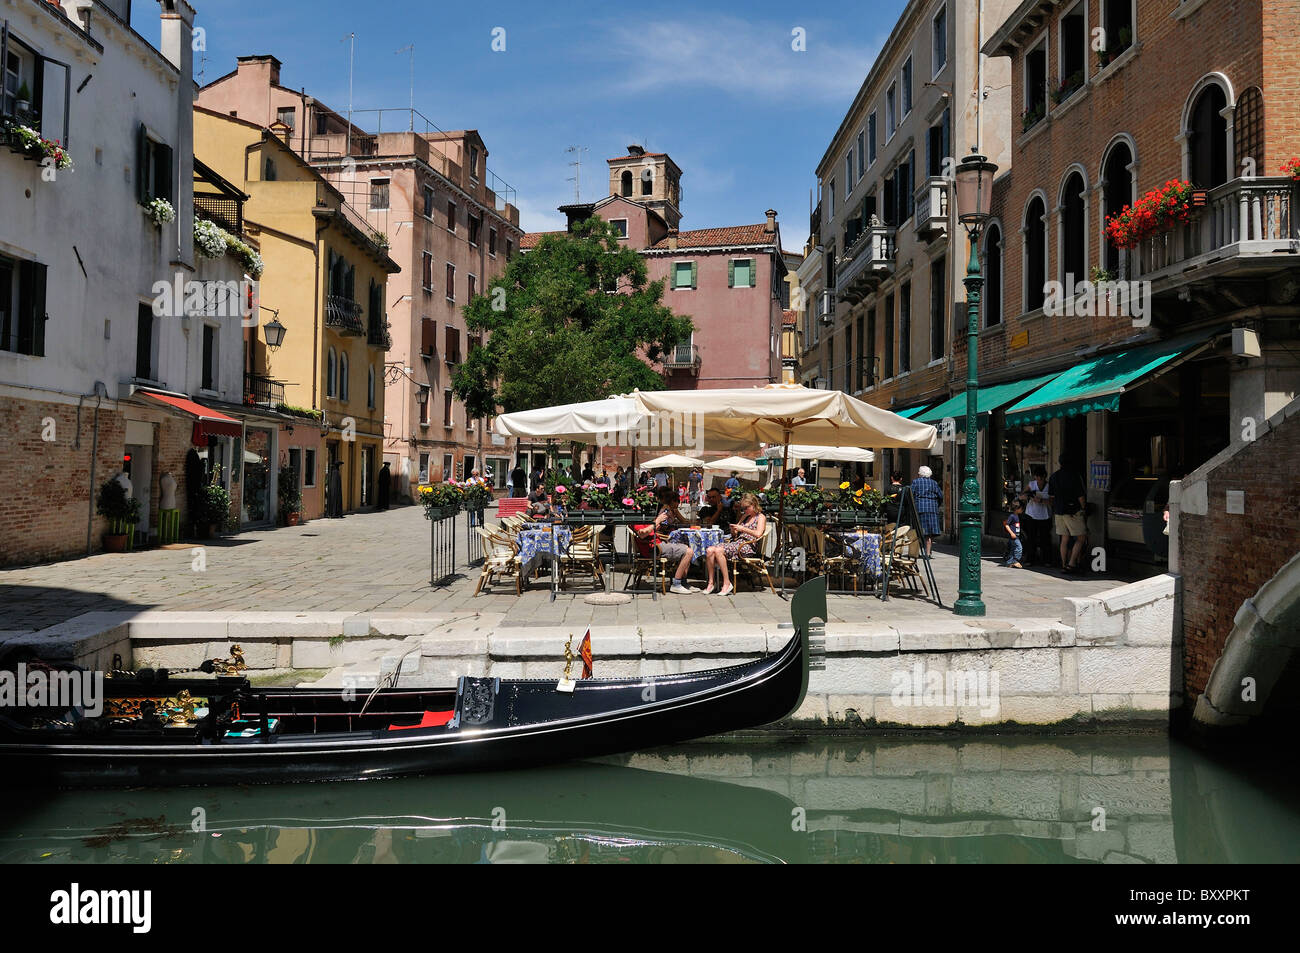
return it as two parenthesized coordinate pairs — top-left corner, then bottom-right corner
(915, 373), (1062, 429)
(895, 404), (935, 419)
(1005, 332), (1214, 427)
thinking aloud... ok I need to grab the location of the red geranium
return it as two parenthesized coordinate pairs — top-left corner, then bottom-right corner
(1105, 179), (1196, 250)
(1282, 158), (1300, 182)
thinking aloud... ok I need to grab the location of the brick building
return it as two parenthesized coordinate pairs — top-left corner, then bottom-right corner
(968, 0), (1300, 571)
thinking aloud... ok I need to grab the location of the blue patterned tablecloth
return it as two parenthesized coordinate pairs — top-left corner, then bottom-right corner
(667, 527), (725, 562)
(837, 532), (882, 577)
(518, 527), (572, 576)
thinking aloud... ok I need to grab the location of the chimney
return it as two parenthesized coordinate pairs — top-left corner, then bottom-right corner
(237, 55), (283, 88)
(158, 1), (196, 266)
(627, 144), (646, 157)
(666, 228), (678, 250)
(765, 209), (778, 234)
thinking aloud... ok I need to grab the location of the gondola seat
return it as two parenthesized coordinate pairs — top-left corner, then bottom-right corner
(387, 710), (456, 731)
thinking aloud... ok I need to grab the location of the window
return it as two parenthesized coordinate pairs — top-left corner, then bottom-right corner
(828, 178), (836, 215)
(899, 281), (911, 374)
(422, 251), (433, 292)
(442, 454), (453, 481)
(468, 274), (476, 301)
(443, 390), (453, 427)
(202, 324), (216, 391)
(1102, 142), (1135, 276)
(672, 261), (697, 289)
(0, 255), (47, 357)
(446, 200), (456, 232)
(886, 83), (897, 139)
(621, 170), (633, 196)
(641, 169), (653, 195)
(423, 186), (435, 219)
(930, 257), (945, 362)
(729, 258), (755, 288)
(927, 108), (951, 178)
(868, 112), (878, 164)
(468, 145), (479, 178)
(304, 448), (317, 487)
(367, 365), (376, 409)
(276, 106), (295, 130)
(1059, 3), (1086, 98)
(418, 389), (429, 425)
(315, 111), (329, 135)
(3, 34), (71, 146)
(857, 132), (866, 177)
(445, 326), (461, 362)
(932, 5), (948, 75)
(610, 219), (628, 238)
(445, 263), (456, 302)
(985, 223), (1003, 326)
(489, 227), (498, 256)
(339, 351), (349, 401)
(135, 303), (154, 380)
(369, 178), (389, 211)
(883, 293), (895, 379)
(867, 308), (877, 382)
(469, 215), (481, 246)
(1024, 39), (1047, 128)
(1060, 171), (1087, 283)
(845, 152), (854, 192)
(1024, 196), (1048, 312)
(506, 239), (514, 260)
(288, 448), (302, 488)
(1188, 82), (1229, 189)
(902, 57), (913, 116)
(418, 452), (430, 482)
(263, 157), (277, 181)
(1102, 0), (1134, 59)
(326, 347), (337, 397)
(136, 124), (173, 206)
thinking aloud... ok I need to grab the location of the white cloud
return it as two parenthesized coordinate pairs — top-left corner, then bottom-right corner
(603, 18), (882, 103)
(513, 195), (568, 234)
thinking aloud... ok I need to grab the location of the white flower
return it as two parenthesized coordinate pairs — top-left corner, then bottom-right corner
(147, 198), (176, 225)
(193, 218), (226, 258)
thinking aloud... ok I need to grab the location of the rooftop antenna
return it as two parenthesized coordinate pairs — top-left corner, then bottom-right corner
(342, 32), (355, 156)
(396, 44), (414, 130)
(565, 145), (588, 203)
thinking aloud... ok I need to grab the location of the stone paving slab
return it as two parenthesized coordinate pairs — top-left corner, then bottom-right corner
(0, 505), (1119, 634)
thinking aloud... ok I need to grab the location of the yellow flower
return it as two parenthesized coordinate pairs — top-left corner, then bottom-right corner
(839, 481), (850, 490)
(854, 489), (864, 498)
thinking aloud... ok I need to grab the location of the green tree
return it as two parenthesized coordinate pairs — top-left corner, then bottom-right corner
(452, 218), (694, 418)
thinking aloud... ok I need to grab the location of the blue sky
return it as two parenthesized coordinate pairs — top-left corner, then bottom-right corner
(136, 0), (908, 250)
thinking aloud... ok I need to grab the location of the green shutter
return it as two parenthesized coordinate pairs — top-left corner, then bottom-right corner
(158, 141), (174, 203)
(690, 262), (698, 289)
(728, 260), (735, 287)
(748, 258), (757, 287)
(136, 122), (149, 205)
(30, 262), (46, 357)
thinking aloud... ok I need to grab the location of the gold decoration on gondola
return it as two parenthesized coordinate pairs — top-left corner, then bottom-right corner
(165, 689), (199, 728)
(561, 635), (575, 682)
(211, 645), (247, 676)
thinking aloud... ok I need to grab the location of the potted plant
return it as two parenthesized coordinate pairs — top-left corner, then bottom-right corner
(1105, 179), (1197, 250)
(1283, 158), (1300, 183)
(837, 483), (885, 524)
(195, 479), (232, 537)
(15, 81), (31, 116)
(146, 197), (176, 227)
(96, 478), (141, 552)
(278, 465), (302, 526)
(419, 481), (464, 521)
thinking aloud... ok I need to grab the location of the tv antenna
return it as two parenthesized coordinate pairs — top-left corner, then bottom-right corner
(565, 145), (588, 203)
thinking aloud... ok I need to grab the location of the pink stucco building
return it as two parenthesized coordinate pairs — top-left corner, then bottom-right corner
(523, 147), (787, 391)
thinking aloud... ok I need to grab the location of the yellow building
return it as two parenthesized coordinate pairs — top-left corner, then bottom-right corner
(194, 107), (400, 516)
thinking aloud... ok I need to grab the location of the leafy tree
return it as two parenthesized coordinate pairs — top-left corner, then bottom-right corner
(452, 218), (694, 418)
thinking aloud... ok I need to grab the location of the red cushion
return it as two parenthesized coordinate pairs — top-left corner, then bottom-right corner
(387, 709), (455, 731)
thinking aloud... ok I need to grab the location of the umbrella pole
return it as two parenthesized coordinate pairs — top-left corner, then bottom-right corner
(777, 430), (791, 599)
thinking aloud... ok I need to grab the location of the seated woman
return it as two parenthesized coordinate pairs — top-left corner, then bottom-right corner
(636, 486), (698, 595)
(703, 493), (766, 596)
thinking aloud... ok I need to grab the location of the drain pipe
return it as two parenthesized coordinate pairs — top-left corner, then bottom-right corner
(84, 381), (107, 555)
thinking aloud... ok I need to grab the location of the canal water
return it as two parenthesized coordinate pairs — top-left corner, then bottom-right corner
(1, 733), (1296, 864)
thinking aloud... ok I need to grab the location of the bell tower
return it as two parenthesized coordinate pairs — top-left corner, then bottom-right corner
(607, 145), (682, 230)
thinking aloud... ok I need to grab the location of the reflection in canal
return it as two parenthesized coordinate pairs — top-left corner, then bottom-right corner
(1, 735), (1295, 864)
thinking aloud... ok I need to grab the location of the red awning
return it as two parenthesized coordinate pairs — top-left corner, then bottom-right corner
(139, 391), (244, 443)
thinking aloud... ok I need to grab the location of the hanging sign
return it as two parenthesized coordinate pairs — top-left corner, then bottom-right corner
(1089, 460), (1112, 492)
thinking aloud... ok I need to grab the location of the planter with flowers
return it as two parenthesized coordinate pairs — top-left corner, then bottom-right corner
(420, 482), (464, 521)
(1020, 102), (1046, 133)
(1105, 179), (1198, 250)
(278, 465), (303, 526)
(5, 121), (73, 169)
(1282, 158), (1300, 184)
(1050, 71), (1085, 105)
(146, 197), (176, 227)
(835, 483), (886, 525)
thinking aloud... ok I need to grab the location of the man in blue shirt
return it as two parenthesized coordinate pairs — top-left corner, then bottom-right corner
(724, 471), (741, 493)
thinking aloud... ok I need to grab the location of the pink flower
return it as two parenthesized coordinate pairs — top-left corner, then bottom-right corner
(555, 485), (567, 494)
(596, 483), (607, 489)
(623, 497), (634, 506)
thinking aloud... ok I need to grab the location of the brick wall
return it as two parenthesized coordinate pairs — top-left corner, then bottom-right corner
(1179, 405), (1300, 701)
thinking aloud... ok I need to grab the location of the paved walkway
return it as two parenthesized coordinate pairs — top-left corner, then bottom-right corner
(0, 505), (1122, 633)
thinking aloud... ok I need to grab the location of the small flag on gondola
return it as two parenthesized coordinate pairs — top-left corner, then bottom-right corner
(580, 629), (593, 679)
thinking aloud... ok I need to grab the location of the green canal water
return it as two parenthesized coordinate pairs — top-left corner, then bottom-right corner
(1, 734), (1296, 864)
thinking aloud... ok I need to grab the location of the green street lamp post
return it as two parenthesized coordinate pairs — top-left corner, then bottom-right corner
(952, 154), (997, 617)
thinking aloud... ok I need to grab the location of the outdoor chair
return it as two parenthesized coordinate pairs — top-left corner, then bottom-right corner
(627, 525), (671, 594)
(730, 533), (774, 593)
(821, 531), (860, 593)
(883, 525), (927, 597)
(473, 527), (522, 596)
(561, 525), (606, 591)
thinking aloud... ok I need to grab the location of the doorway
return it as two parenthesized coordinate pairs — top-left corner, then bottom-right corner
(242, 427), (274, 526)
(124, 443), (152, 539)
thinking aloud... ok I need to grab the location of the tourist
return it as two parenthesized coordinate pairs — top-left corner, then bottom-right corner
(687, 466), (703, 504)
(702, 492), (766, 597)
(1023, 464), (1052, 566)
(376, 462), (391, 511)
(1048, 455), (1088, 573)
(510, 462), (527, 498)
(911, 465), (942, 557)
(653, 468), (669, 489)
(525, 487), (559, 522)
(1001, 499), (1024, 568)
(636, 486), (698, 595)
(884, 471), (905, 523)
(724, 470), (741, 494)
(698, 486), (734, 533)
(791, 467), (807, 488)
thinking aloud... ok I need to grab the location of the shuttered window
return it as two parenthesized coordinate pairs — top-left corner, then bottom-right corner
(136, 123), (173, 206)
(728, 258), (755, 288)
(673, 261), (696, 289)
(0, 256), (46, 357)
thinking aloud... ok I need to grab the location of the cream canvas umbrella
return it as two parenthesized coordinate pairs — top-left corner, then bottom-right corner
(773, 445), (875, 463)
(494, 396), (753, 451)
(639, 453), (705, 469)
(633, 383), (939, 592)
(704, 455), (761, 474)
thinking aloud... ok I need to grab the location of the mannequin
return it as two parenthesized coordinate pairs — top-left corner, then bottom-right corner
(159, 472), (177, 510)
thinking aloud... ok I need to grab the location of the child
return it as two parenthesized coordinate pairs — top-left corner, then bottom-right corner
(1002, 500), (1024, 568)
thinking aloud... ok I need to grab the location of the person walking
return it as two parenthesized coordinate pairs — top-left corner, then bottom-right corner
(1048, 455), (1088, 573)
(911, 465), (943, 557)
(510, 462), (527, 498)
(884, 471), (906, 524)
(1001, 499), (1024, 568)
(376, 462), (391, 511)
(1024, 464), (1052, 566)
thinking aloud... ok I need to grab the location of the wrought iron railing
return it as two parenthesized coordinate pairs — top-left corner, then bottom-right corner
(368, 318), (392, 349)
(195, 195), (243, 236)
(243, 373), (285, 406)
(325, 295), (366, 335)
(665, 343), (700, 369)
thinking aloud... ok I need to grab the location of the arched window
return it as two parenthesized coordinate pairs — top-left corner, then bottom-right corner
(1188, 82), (1229, 188)
(1060, 171), (1087, 283)
(367, 365), (376, 409)
(1024, 195), (1047, 313)
(339, 351), (349, 402)
(1234, 86), (1264, 176)
(984, 223), (1003, 326)
(641, 169), (653, 195)
(326, 347), (337, 397)
(620, 170), (633, 197)
(1101, 140), (1135, 276)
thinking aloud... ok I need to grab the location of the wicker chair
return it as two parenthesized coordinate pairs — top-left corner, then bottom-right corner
(561, 525), (606, 591)
(882, 524), (927, 597)
(628, 525), (671, 594)
(730, 532), (774, 593)
(473, 527), (522, 596)
(821, 530), (860, 593)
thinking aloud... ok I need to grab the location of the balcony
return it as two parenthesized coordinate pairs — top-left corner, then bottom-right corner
(325, 295), (366, 336)
(367, 316), (392, 350)
(664, 343), (701, 374)
(914, 177), (949, 240)
(243, 373), (286, 406)
(836, 224), (896, 304)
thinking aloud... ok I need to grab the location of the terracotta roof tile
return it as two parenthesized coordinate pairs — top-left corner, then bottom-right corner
(782, 310), (798, 328)
(520, 230), (564, 249)
(649, 223), (776, 250)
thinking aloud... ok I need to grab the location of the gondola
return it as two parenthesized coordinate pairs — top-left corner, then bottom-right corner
(0, 578), (825, 786)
